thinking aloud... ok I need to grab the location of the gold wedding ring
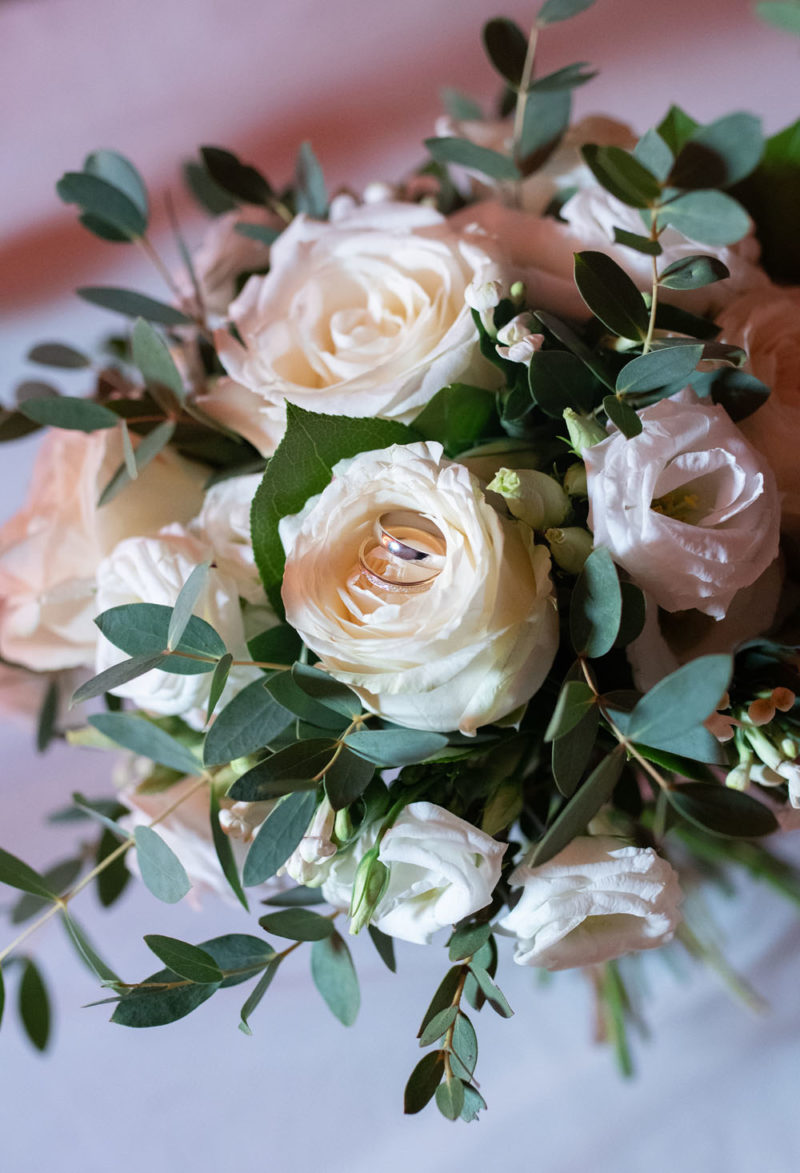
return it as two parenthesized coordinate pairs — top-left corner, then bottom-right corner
(358, 511), (446, 593)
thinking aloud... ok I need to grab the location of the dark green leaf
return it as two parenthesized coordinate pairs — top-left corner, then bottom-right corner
(603, 394), (643, 437)
(552, 704), (599, 797)
(199, 146), (273, 205)
(633, 129), (674, 182)
(657, 190), (751, 246)
(291, 662), (362, 719)
(77, 286), (193, 326)
(614, 582), (646, 649)
(612, 227), (663, 255)
(11, 858), (82, 924)
(518, 90), (572, 158)
(205, 652), (233, 723)
(659, 255), (730, 290)
(71, 793), (133, 839)
(0, 847), (57, 900)
(247, 624), (302, 666)
(111, 970), (219, 1027)
(412, 384), (497, 457)
(544, 680), (595, 742)
(441, 87), (483, 121)
(183, 159), (238, 215)
(419, 1005), (457, 1047)
(657, 106), (700, 156)
(528, 349), (598, 417)
(460, 1084), (487, 1122)
(436, 1077), (466, 1120)
(264, 670), (348, 730)
(57, 171), (146, 238)
(144, 935), (223, 983)
(134, 826), (191, 903)
(84, 150), (148, 218)
(95, 602), (225, 670)
(204, 680), (293, 766)
(131, 318), (185, 405)
(62, 910), (121, 983)
(344, 729), (449, 767)
(573, 251), (649, 339)
(626, 654), (732, 745)
(688, 368), (771, 422)
(71, 653), (168, 705)
(538, 0), (598, 23)
(532, 746), (626, 865)
(35, 681), (59, 753)
(324, 748), (375, 811)
(482, 17), (528, 86)
(95, 827), (131, 908)
(208, 786), (248, 911)
(18, 396), (119, 431)
(530, 62), (596, 93)
(230, 741), (335, 803)
(89, 713), (202, 775)
(19, 960), (51, 1051)
(295, 141), (328, 218)
(667, 783), (778, 838)
(580, 145), (662, 208)
(615, 344), (703, 394)
(311, 930), (360, 1025)
(418, 966), (462, 1036)
(0, 409), (43, 442)
(242, 789), (318, 886)
(735, 118), (800, 283)
(238, 958), (281, 1033)
(367, 925), (397, 972)
(258, 908), (334, 941)
(233, 221), (280, 246)
(27, 342), (91, 369)
(570, 545), (622, 658)
(404, 1052), (445, 1114)
(669, 113), (763, 189)
(532, 310), (615, 389)
(448, 922), (492, 962)
(199, 934), (276, 987)
(425, 136), (519, 181)
(264, 886), (326, 907)
(468, 965), (514, 1017)
(452, 1013), (479, 1080)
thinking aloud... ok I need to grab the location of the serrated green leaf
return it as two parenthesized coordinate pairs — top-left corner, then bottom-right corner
(19, 959), (51, 1051)
(242, 789), (318, 886)
(144, 935), (223, 983)
(569, 546), (622, 658)
(311, 930), (360, 1025)
(18, 396), (119, 432)
(77, 286), (193, 326)
(532, 746), (625, 865)
(615, 344), (703, 394)
(626, 654), (732, 745)
(574, 252), (649, 339)
(89, 713), (202, 775)
(134, 826), (191, 903)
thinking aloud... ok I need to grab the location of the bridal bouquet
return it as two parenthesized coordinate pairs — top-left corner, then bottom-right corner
(1, 0), (799, 1123)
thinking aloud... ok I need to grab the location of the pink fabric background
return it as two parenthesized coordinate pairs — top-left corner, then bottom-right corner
(1, 2), (799, 1170)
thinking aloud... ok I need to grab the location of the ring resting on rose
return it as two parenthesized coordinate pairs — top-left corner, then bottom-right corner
(358, 510), (446, 593)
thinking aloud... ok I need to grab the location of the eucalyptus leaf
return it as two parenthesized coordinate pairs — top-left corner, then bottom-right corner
(167, 562), (210, 651)
(70, 652), (168, 705)
(615, 344), (703, 394)
(424, 137), (520, 181)
(367, 925), (397, 973)
(247, 624), (302, 666)
(97, 420), (177, 507)
(131, 318), (186, 404)
(205, 653), (233, 723)
(530, 62), (596, 93)
(183, 160), (238, 215)
(603, 394), (643, 438)
(688, 368), (771, 422)
(264, 886), (326, 907)
(460, 1084), (487, 1123)
(242, 790), (318, 886)
(229, 740), (336, 803)
(11, 858), (82, 924)
(89, 713), (202, 775)
(633, 130), (674, 182)
(234, 222), (280, 246)
(440, 87), (483, 121)
(84, 150), (148, 218)
(404, 1052), (445, 1115)
(18, 396), (119, 432)
(552, 704), (599, 797)
(209, 786), (249, 911)
(657, 105), (700, 155)
(344, 729), (449, 767)
(95, 602), (225, 670)
(258, 908), (334, 941)
(311, 930), (360, 1026)
(529, 349), (598, 417)
(658, 255), (730, 290)
(324, 748), (375, 811)
(580, 145), (661, 208)
(134, 826), (192, 903)
(518, 89), (572, 159)
(481, 17), (528, 86)
(418, 966), (461, 1036)
(573, 252), (649, 339)
(19, 960), (51, 1051)
(264, 671), (348, 730)
(0, 847), (58, 901)
(199, 146), (273, 205)
(291, 663), (363, 719)
(27, 342), (91, 369)
(452, 1013), (479, 1080)
(666, 783), (778, 839)
(532, 747), (625, 865)
(448, 922), (492, 962)
(77, 286), (193, 326)
(199, 934), (276, 987)
(57, 171), (147, 238)
(111, 970), (219, 1027)
(669, 113), (763, 189)
(657, 190), (751, 247)
(612, 227), (663, 256)
(468, 965), (514, 1017)
(295, 141), (328, 218)
(538, 0), (598, 24)
(757, 0), (800, 33)
(626, 654), (732, 745)
(569, 546), (622, 658)
(544, 679), (595, 742)
(436, 1077), (466, 1121)
(35, 680), (59, 753)
(203, 680), (293, 766)
(419, 1005), (457, 1047)
(239, 958), (281, 1034)
(143, 935), (223, 984)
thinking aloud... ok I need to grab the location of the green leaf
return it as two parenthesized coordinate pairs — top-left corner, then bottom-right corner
(532, 310), (615, 389)
(530, 62), (597, 93)
(71, 793), (133, 840)
(616, 344), (704, 394)
(603, 394), (643, 438)
(85, 149), (148, 218)
(144, 935), (224, 984)
(230, 741), (335, 803)
(418, 966), (462, 1037)
(167, 562), (210, 651)
(77, 286), (193, 326)
(242, 790), (318, 886)
(468, 965), (514, 1017)
(658, 255), (730, 290)
(134, 826), (192, 903)
(570, 546), (622, 658)
(238, 957), (281, 1033)
(533, 746), (626, 865)
(311, 930), (360, 1025)
(19, 960), (51, 1051)
(264, 886), (326, 907)
(0, 409), (43, 442)
(518, 90), (572, 158)
(18, 395), (119, 431)
(247, 623), (302, 666)
(251, 404), (415, 613)
(111, 970), (219, 1027)
(528, 349), (598, 417)
(11, 858), (82, 924)
(208, 786), (248, 911)
(573, 252), (649, 339)
(612, 227), (663, 256)
(460, 1083), (487, 1122)
(0, 847), (58, 900)
(344, 729), (449, 767)
(89, 713), (202, 775)
(757, 0), (800, 33)
(614, 582), (647, 649)
(633, 129), (674, 182)
(481, 17), (528, 86)
(199, 146), (273, 205)
(580, 145), (662, 208)
(667, 783), (778, 839)
(688, 368), (771, 422)
(234, 222), (280, 246)
(425, 136), (519, 181)
(626, 654), (732, 745)
(412, 384), (497, 457)
(131, 318), (186, 405)
(295, 141), (328, 218)
(95, 827), (131, 908)
(199, 934), (276, 987)
(291, 663), (363, 719)
(657, 190), (751, 246)
(264, 671), (348, 730)
(27, 342), (91, 369)
(367, 925), (397, 973)
(735, 119), (800, 284)
(57, 171), (147, 238)
(552, 703), (599, 797)
(538, 0), (598, 23)
(669, 113), (764, 189)
(324, 748), (375, 811)
(71, 652), (168, 704)
(205, 653), (233, 723)
(441, 87), (483, 121)
(436, 1077), (466, 1121)
(35, 680), (59, 753)
(183, 159), (238, 214)
(61, 910), (121, 984)
(95, 602), (226, 670)
(657, 105), (700, 155)
(544, 679), (595, 742)
(97, 419), (177, 507)
(203, 680), (293, 766)
(404, 1052), (445, 1114)
(419, 1005), (457, 1047)
(451, 1013), (479, 1081)
(258, 908), (334, 941)
(448, 922), (492, 962)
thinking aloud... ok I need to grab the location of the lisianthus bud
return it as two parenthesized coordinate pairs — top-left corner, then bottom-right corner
(545, 527), (594, 574)
(563, 463), (588, 498)
(334, 808), (353, 843)
(743, 725), (783, 772)
(487, 468), (569, 530)
(495, 315), (545, 365)
(725, 764), (751, 791)
(465, 279), (503, 336)
(564, 408), (607, 454)
(509, 280), (526, 305)
(349, 846), (390, 935)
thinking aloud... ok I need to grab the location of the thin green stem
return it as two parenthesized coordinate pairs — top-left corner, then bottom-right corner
(511, 23), (540, 160)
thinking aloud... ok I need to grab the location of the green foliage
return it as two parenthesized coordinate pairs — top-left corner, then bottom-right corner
(258, 908), (334, 941)
(625, 655), (732, 746)
(84, 150), (148, 220)
(98, 421), (177, 507)
(436, 1076), (466, 1120)
(544, 680), (595, 742)
(441, 87), (483, 121)
(234, 222), (281, 246)
(295, 141), (328, 218)
(448, 923), (492, 962)
(71, 653), (166, 706)
(324, 748), (375, 811)
(57, 171), (147, 240)
(18, 396), (119, 432)
(143, 935), (223, 984)
(0, 847), (58, 901)
(18, 960), (51, 1051)
(251, 404), (415, 613)
(757, 0), (800, 33)
(532, 747), (625, 865)
(573, 252), (649, 339)
(735, 119), (800, 282)
(657, 105), (700, 155)
(412, 385), (498, 457)
(552, 703), (599, 797)
(27, 342), (91, 369)
(62, 910), (121, 984)
(229, 740), (337, 802)
(468, 964), (513, 1017)
(580, 145), (661, 207)
(199, 146), (273, 205)
(265, 671), (349, 729)
(633, 129), (674, 181)
(531, 62), (596, 93)
(166, 563), (210, 653)
(404, 1052), (445, 1114)
(203, 680), (293, 766)
(238, 958), (281, 1034)
(242, 790), (318, 886)
(11, 859), (82, 924)
(199, 934), (276, 987)
(131, 318), (186, 406)
(183, 160), (238, 214)
(615, 344), (704, 394)
(603, 394), (643, 438)
(538, 0), (598, 24)
(518, 90), (572, 158)
(89, 713), (202, 775)
(77, 286), (193, 326)
(529, 349), (597, 417)
(688, 367), (771, 422)
(424, 137), (520, 181)
(656, 190), (751, 247)
(291, 663), (362, 719)
(669, 113), (764, 189)
(612, 227), (662, 256)
(570, 546), (622, 658)
(205, 653), (233, 723)
(95, 602), (226, 671)
(208, 786), (248, 911)
(111, 970), (219, 1028)
(134, 826), (191, 904)
(367, 925), (397, 972)
(310, 930), (360, 1025)
(481, 17), (528, 86)
(666, 783), (779, 839)
(35, 681), (59, 753)
(344, 729), (449, 767)
(658, 255), (730, 290)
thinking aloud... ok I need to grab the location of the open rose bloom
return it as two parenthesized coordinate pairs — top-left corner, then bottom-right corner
(2, 7), (800, 1123)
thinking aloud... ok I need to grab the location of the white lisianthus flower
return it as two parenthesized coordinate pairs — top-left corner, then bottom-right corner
(0, 429), (205, 672)
(94, 528), (260, 728)
(190, 473), (264, 603)
(499, 836), (682, 970)
(174, 206), (277, 320)
(284, 797), (338, 886)
(214, 201), (502, 450)
(718, 284), (800, 557)
(279, 441), (559, 734)
(584, 392), (780, 619)
(321, 801), (506, 945)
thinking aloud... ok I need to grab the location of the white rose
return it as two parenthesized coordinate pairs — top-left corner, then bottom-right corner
(718, 285), (800, 556)
(499, 836), (682, 970)
(214, 201), (501, 450)
(279, 441), (559, 734)
(0, 429), (205, 672)
(434, 113), (635, 213)
(190, 473), (264, 603)
(321, 801), (506, 945)
(584, 392), (780, 619)
(94, 528), (260, 728)
(175, 206), (276, 320)
(195, 377), (286, 458)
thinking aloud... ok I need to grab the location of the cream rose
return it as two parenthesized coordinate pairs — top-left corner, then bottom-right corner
(279, 441), (559, 734)
(214, 201), (501, 450)
(190, 472), (264, 603)
(584, 392), (780, 619)
(499, 836), (682, 970)
(94, 528), (261, 728)
(320, 801), (506, 945)
(175, 205), (276, 320)
(0, 429), (205, 672)
(718, 285), (800, 555)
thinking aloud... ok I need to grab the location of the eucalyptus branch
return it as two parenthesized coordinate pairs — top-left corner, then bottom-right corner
(166, 648), (292, 672)
(641, 214), (663, 355)
(511, 22), (540, 161)
(311, 716), (371, 784)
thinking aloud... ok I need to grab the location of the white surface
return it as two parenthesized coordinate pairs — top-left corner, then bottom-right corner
(1, 0), (800, 1169)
